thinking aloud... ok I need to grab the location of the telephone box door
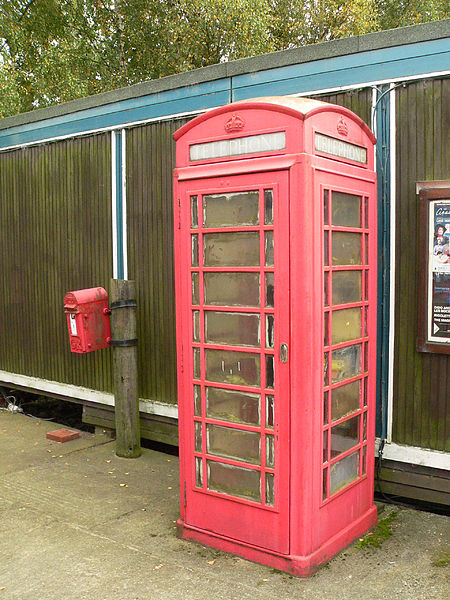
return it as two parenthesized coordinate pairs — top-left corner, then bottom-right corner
(176, 171), (290, 554)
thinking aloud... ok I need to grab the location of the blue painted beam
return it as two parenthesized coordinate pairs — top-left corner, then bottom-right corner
(0, 81), (231, 149)
(232, 40), (450, 100)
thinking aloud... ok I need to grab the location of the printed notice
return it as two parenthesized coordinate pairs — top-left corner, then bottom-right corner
(428, 200), (450, 343)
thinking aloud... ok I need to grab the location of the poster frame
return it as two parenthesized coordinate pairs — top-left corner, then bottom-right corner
(416, 181), (450, 355)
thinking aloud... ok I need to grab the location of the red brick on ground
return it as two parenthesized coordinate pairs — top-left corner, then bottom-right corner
(46, 429), (80, 443)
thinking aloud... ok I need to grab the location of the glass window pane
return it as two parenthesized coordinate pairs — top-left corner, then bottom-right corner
(330, 450), (359, 495)
(204, 272), (260, 307)
(266, 435), (275, 468)
(266, 314), (274, 348)
(205, 349), (260, 387)
(324, 352), (329, 386)
(364, 270), (368, 301)
(324, 231), (329, 266)
(192, 272), (199, 305)
(266, 395), (274, 428)
(264, 190), (273, 225)
(331, 344), (361, 384)
(364, 197), (369, 229)
(362, 445), (367, 475)
(266, 355), (274, 389)
(195, 457), (202, 487)
(191, 196), (198, 228)
(193, 310), (200, 342)
(195, 421), (202, 453)
(207, 424), (261, 464)
(323, 467), (328, 500)
(323, 430), (328, 463)
(194, 385), (201, 416)
(331, 380), (360, 421)
(332, 232), (361, 265)
(204, 232), (260, 267)
(331, 415), (360, 458)
(324, 271), (329, 306)
(205, 311), (260, 347)
(265, 231), (274, 266)
(266, 473), (274, 506)
(324, 190), (329, 225)
(323, 391), (329, 425)
(207, 460), (261, 502)
(192, 234), (199, 266)
(363, 377), (368, 407)
(332, 308), (361, 344)
(206, 387), (260, 426)
(332, 191), (361, 228)
(265, 272), (274, 307)
(332, 271), (362, 305)
(324, 311), (329, 346)
(363, 411), (367, 441)
(203, 191), (259, 228)
(193, 348), (201, 379)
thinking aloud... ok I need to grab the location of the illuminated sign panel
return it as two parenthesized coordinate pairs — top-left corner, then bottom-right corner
(315, 133), (367, 164)
(190, 132), (286, 162)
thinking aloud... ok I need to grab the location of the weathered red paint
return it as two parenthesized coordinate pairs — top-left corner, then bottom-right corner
(173, 97), (377, 576)
(63, 287), (111, 353)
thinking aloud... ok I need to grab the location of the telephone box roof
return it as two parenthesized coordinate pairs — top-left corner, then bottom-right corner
(174, 96), (376, 143)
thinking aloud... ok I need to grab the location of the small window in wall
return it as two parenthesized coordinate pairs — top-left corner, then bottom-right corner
(416, 182), (450, 355)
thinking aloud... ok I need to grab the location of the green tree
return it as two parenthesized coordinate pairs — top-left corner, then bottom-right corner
(0, 0), (448, 118)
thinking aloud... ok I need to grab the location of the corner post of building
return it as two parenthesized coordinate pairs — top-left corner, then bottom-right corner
(110, 278), (141, 458)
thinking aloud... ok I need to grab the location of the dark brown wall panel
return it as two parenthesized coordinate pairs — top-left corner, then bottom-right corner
(0, 133), (113, 392)
(126, 118), (191, 405)
(312, 88), (372, 127)
(393, 78), (449, 451)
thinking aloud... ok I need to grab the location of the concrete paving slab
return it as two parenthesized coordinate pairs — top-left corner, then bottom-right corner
(0, 411), (109, 475)
(0, 411), (448, 600)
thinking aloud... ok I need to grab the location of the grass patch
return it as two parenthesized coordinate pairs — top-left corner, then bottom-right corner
(432, 551), (450, 568)
(356, 511), (398, 549)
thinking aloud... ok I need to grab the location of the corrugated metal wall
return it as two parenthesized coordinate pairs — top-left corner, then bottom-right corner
(0, 133), (113, 392)
(393, 78), (449, 451)
(126, 118), (191, 405)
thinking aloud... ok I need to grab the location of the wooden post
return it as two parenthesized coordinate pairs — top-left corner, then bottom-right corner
(110, 279), (141, 458)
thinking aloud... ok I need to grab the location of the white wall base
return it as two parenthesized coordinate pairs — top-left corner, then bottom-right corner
(375, 438), (449, 471)
(0, 370), (178, 419)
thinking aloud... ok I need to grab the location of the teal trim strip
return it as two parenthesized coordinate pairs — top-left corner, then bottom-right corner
(233, 39), (448, 89)
(0, 84), (231, 149)
(232, 50), (449, 101)
(0, 39), (448, 150)
(115, 132), (124, 280)
(375, 86), (391, 440)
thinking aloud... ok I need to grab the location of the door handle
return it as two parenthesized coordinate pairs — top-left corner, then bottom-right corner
(280, 343), (288, 363)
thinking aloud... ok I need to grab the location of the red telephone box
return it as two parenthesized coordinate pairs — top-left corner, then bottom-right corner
(173, 97), (377, 576)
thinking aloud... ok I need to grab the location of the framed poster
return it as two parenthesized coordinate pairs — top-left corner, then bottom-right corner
(417, 182), (450, 354)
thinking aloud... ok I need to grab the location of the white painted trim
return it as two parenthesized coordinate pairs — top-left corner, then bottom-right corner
(121, 128), (128, 280)
(387, 84), (397, 443)
(371, 87), (378, 161)
(0, 370), (178, 419)
(1, 70), (449, 153)
(111, 130), (118, 279)
(375, 439), (450, 471)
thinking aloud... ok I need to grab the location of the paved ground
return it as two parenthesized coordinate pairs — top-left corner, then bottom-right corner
(0, 410), (448, 600)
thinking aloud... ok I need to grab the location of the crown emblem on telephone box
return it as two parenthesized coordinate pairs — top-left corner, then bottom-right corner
(225, 114), (245, 133)
(337, 117), (348, 136)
